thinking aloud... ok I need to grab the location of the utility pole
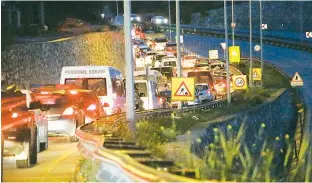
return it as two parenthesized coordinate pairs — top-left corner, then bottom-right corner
(232, 0), (235, 46)
(260, 0), (263, 87)
(224, 0), (231, 105)
(176, 0), (182, 109)
(124, 0), (136, 134)
(116, 0), (119, 16)
(249, 0), (253, 87)
(168, 0), (171, 41)
(39, 1), (45, 27)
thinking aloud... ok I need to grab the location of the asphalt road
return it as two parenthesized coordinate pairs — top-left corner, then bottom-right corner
(3, 136), (78, 182)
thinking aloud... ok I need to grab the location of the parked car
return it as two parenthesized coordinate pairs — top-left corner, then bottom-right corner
(1, 86), (48, 168)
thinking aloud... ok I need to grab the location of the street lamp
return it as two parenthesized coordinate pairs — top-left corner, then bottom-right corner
(249, 0), (253, 87)
(224, 0), (231, 105)
(101, 13), (105, 19)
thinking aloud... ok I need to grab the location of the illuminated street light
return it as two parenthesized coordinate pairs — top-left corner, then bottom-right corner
(101, 13), (105, 19)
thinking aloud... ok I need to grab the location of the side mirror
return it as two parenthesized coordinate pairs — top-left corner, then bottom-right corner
(29, 101), (42, 110)
(102, 103), (109, 107)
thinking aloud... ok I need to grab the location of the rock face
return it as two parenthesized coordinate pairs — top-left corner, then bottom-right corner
(1, 32), (125, 88)
(191, 1), (312, 32)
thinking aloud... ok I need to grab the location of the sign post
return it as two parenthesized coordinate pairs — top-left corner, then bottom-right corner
(290, 72), (304, 87)
(229, 46), (241, 63)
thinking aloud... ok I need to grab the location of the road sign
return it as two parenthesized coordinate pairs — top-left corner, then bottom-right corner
(232, 75), (248, 90)
(254, 45), (261, 52)
(171, 77), (195, 101)
(229, 46), (241, 63)
(209, 50), (219, 59)
(220, 43), (226, 50)
(291, 72), (304, 87)
(306, 32), (312, 38)
(262, 24), (268, 30)
(251, 68), (262, 81)
(231, 22), (236, 28)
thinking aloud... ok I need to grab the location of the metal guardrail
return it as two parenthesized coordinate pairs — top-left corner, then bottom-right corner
(159, 25), (312, 53)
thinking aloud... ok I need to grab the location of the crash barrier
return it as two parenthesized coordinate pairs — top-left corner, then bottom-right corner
(75, 117), (203, 182)
(74, 94), (238, 182)
(159, 25), (312, 53)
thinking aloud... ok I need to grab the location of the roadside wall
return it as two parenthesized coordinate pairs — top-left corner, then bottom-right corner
(1, 32), (125, 88)
(191, 89), (297, 161)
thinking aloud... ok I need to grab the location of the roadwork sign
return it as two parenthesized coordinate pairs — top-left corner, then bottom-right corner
(172, 77), (195, 101)
(291, 72), (304, 87)
(232, 75), (248, 90)
(229, 46), (241, 63)
(251, 68), (262, 81)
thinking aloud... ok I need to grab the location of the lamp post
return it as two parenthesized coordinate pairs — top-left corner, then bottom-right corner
(124, 0), (136, 134)
(168, 0), (171, 41)
(224, 0), (231, 105)
(249, 0), (253, 87)
(259, 0), (263, 87)
(176, 0), (182, 109)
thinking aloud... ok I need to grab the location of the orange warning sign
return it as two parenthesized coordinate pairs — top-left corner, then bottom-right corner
(291, 72), (303, 87)
(171, 77), (195, 101)
(174, 82), (192, 97)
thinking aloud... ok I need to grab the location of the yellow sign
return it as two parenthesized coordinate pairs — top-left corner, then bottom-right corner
(291, 72), (304, 87)
(232, 75), (248, 90)
(171, 77), (195, 101)
(250, 68), (262, 81)
(229, 46), (241, 63)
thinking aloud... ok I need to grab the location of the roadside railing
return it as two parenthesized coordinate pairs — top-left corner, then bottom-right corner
(159, 24), (312, 53)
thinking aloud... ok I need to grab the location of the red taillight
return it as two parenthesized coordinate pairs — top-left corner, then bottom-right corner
(87, 104), (96, 111)
(62, 107), (74, 116)
(12, 112), (18, 118)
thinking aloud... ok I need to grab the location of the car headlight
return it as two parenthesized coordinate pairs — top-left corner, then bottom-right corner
(137, 17), (141, 21)
(164, 19), (168, 23)
(156, 19), (161, 24)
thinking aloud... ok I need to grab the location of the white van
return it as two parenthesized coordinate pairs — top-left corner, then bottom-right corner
(60, 66), (126, 115)
(135, 80), (160, 110)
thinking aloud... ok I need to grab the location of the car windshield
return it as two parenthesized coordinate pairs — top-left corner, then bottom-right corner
(196, 85), (209, 91)
(65, 78), (107, 96)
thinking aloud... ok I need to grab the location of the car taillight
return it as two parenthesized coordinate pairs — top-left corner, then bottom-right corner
(62, 107), (74, 116)
(87, 104), (96, 111)
(221, 83), (226, 88)
(159, 98), (163, 104)
(12, 112), (18, 118)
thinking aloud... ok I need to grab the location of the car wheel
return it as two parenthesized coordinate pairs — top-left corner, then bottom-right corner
(40, 128), (48, 151)
(16, 127), (37, 168)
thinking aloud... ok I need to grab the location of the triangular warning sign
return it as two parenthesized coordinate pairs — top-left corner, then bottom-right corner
(291, 72), (303, 82)
(253, 71), (260, 78)
(174, 81), (192, 97)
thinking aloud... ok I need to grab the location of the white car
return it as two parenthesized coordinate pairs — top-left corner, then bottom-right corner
(187, 83), (215, 105)
(151, 16), (168, 25)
